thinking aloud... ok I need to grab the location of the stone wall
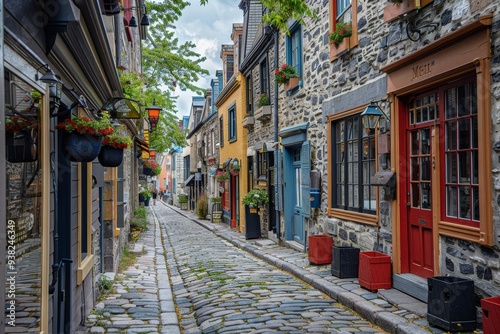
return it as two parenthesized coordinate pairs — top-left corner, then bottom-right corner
(275, 0), (500, 294)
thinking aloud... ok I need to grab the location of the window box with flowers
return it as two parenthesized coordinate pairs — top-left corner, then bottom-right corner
(330, 21), (352, 55)
(255, 93), (271, 121)
(242, 113), (254, 129)
(56, 114), (113, 162)
(98, 130), (133, 167)
(143, 159), (161, 176)
(215, 171), (230, 181)
(275, 64), (300, 92)
(5, 116), (39, 163)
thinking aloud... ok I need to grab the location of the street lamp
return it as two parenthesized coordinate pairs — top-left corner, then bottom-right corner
(149, 148), (156, 160)
(360, 100), (390, 131)
(146, 99), (162, 131)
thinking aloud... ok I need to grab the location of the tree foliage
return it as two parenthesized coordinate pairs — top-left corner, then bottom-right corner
(199, 0), (316, 35)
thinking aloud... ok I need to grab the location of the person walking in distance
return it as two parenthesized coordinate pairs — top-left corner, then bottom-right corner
(152, 189), (158, 205)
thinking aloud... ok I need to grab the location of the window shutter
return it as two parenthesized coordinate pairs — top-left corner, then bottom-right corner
(301, 141), (311, 218)
(275, 149), (283, 211)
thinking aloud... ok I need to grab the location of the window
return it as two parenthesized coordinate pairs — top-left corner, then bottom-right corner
(246, 75), (253, 114)
(226, 54), (234, 81)
(441, 81), (479, 227)
(219, 116), (224, 147)
(331, 114), (376, 214)
(257, 152), (267, 179)
(247, 156), (254, 190)
(286, 24), (302, 79)
(329, 0), (358, 60)
(228, 104), (237, 142)
(336, 0), (351, 18)
(78, 163), (94, 285)
(260, 58), (269, 97)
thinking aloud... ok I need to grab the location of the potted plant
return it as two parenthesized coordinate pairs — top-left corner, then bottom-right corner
(56, 113), (113, 162)
(139, 189), (152, 206)
(178, 193), (188, 210)
(242, 188), (269, 210)
(98, 130), (132, 167)
(255, 93), (271, 121)
(215, 171), (230, 181)
(275, 64), (299, 91)
(5, 116), (38, 163)
(330, 22), (352, 52)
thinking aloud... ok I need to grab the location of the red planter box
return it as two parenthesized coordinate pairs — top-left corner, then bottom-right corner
(308, 235), (333, 265)
(482, 296), (500, 334)
(358, 251), (392, 291)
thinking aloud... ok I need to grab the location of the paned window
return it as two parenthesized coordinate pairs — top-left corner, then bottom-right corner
(257, 152), (267, 179)
(329, 0), (358, 60)
(332, 115), (376, 213)
(260, 59), (269, 97)
(287, 24), (302, 79)
(442, 81), (479, 227)
(219, 116), (224, 147)
(246, 75), (253, 114)
(228, 104), (236, 141)
(336, 0), (351, 18)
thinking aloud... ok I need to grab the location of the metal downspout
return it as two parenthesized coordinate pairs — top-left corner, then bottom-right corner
(273, 28), (280, 241)
(115, 13), (121, 67)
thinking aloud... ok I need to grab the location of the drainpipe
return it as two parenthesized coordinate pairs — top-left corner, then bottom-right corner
(273, 27), (280, 241)
(115, 13), (121, 66)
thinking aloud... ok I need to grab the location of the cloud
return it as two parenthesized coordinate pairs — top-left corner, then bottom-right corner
(173, 0), (242, 119)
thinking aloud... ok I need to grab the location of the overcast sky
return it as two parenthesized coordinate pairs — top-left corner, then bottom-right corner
(173, 0), (242, 119)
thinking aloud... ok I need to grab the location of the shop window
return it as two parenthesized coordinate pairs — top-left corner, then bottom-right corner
(441, 81), (479, 228)
(329, 0), (358, 60)
(78, 163), (94, 285)
(330, 112), (377, 217)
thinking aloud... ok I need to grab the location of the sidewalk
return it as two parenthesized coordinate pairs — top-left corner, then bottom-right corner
(165, 202), (445, 334)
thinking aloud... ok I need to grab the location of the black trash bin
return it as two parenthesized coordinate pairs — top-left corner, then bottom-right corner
(331, 246), (359, 278)
(245, 206), (261, 239)
(427, 276), (476, 332)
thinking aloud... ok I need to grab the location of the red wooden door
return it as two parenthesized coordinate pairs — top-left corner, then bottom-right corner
(406, 126), (435, 278)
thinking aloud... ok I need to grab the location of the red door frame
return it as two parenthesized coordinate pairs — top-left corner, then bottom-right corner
(230, 175), (237, 228)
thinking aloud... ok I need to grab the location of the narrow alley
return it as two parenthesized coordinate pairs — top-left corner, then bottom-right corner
(80, 201), (438, 334)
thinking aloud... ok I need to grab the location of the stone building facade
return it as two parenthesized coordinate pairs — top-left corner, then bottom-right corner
(273, 0), (500, 299)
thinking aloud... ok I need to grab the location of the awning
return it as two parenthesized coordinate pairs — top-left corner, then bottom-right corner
(135, 137), (149, 153)
(185, 174), (195, 186)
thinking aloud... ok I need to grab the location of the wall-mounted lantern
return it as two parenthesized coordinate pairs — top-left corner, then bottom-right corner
(360, 99), (390, 131)
(146, 99), (162, 131)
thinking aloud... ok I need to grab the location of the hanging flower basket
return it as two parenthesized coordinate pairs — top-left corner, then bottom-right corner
(98, 146), (124, 167)
(62, 132), (103, 162)
(57, 114), (113, 162)
(98, 131), (132, 167)
(215, 171), (230, 181)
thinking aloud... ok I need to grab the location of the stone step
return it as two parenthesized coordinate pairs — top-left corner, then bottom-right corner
(393, 273), (428, 303)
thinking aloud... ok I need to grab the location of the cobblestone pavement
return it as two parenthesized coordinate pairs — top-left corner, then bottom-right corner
(157, 204), (387, 334)
(81, 201), (479, 333)
(80, 215), (180, 334)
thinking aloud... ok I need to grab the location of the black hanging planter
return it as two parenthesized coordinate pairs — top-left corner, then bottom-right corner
(143, 167), (152, 175)
(6, 130), (38, 163)
(98, 146), (124, 167)
(62, 132), (102, 162)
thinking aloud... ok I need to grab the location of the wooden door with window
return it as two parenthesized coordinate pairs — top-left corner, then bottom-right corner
(401, 92), (439, 278)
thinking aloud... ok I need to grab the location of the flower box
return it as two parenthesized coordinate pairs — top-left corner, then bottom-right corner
(358, 251), (392, 291)
(330, 38), (350, 58)
(284, 77), (300, 92)
(308, 235), (333, 265)
(481, 296), (500, 334)
(331, 246), (360, 278)
(427, 276), (476, 332)
(242, 116), (254, 128)
(255, 105), (271, 121)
